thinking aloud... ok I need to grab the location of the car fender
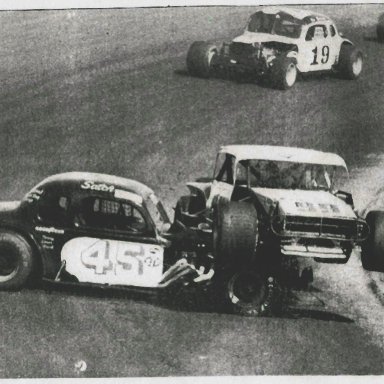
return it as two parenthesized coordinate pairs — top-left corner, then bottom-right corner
(340, 38), (353, 46)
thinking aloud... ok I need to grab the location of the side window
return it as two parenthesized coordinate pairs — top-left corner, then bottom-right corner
(329, 25), (336, 37)
(76, 197), (147, 233)
(214, 154), (235, 184)
(37, 194), (70, 226)
(306, 25), (328, 41)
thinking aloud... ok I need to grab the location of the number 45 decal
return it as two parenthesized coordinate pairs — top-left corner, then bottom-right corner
(81, 239), (160, 276)
(311, 45), (330, 65)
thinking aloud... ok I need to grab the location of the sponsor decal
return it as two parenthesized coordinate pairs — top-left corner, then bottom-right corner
(41, 235), (54, 250)
(35, 226), (65, 234)
(26, 188), (44, 202)
(80, 181), (115, 193)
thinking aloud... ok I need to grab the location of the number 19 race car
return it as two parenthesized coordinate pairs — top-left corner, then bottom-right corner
(187, 7), (363, 89)
(0, 173), (215, 301)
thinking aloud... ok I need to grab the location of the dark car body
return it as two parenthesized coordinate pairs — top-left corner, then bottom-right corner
(0, 172), (212, 290)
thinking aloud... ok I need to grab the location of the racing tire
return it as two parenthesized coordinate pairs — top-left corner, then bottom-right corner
(213, 201), (258, 266)
(377, 24), (384, 43)
(186, 41), (217, 78)
(212, 202), (276, 316)
(337, 45), (363, 80)
(0, 231), (34, 290)
(361, 211), (384, 272)
(219, 270), (276, 316)
(270, 56), (298, 90)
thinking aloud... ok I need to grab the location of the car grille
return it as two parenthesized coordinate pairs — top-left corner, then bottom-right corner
(229, 42), (256, 60)
(283, 216), (359, 239)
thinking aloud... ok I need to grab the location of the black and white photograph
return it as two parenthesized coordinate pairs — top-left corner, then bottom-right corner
(0, 0), (384, 378)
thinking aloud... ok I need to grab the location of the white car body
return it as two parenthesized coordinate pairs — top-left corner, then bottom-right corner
(231, 7), (352, 73)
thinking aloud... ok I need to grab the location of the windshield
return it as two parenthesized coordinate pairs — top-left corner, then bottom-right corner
(237, 160), (348, 191)
(247, 12), (302, 38)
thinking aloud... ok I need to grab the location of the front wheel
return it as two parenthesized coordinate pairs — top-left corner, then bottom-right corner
(0, 231), (34, 290)
(361, 211), (384, 272)
(338, 45), (363, 80)
(186, 41), (217, 78)
(270, 56), (298, 90)
(214, 270), (276, 316)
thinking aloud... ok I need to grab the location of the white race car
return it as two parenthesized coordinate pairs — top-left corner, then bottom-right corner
(187, 7), (363, 89)
(175, 145), (372, 315)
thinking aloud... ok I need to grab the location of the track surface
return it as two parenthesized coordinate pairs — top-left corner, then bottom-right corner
(1, 5), (384, 377)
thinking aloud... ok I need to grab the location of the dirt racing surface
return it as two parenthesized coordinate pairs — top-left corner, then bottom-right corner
(1, 4), (384, 377)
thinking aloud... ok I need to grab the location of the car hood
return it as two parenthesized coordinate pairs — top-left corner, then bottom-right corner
(232, 31), (298, 45)
(252, 188), (356, 219)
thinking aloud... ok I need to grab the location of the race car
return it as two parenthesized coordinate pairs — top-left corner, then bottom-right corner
(186, 7), (363, 89)
(0, 173), (215, 298)
(175, 145), (372, 315)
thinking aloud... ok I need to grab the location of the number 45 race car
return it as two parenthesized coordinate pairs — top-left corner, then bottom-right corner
(187, 7), (363, 89)
(0, 173), (215, 301)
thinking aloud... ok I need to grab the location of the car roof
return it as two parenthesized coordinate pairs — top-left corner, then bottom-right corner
(256, 6), (330, 23)
(34, 172), (155, 200)
(220, 145), (347, 168)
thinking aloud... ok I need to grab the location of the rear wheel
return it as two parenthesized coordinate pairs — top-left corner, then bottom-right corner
(270, 55), (298, 90)
(0, 231), (34, 290)
(361, 211), (384, 272)
(186, 41), (217, 78)
(338, 45), (363, 79)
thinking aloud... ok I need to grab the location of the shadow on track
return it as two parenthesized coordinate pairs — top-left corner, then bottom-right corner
(28, 280), (354, 323)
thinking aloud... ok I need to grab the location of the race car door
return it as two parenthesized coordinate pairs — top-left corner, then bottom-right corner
(60, 194), (164, 288)
(299, 24), (337, 72)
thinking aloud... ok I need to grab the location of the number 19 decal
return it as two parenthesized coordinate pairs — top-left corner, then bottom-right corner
(311, 45), (330, 65)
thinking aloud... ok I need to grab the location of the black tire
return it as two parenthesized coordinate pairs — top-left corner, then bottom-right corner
(186, 41), (217, 78)
(220, 270), (276, 316)
(270, 55), (298, 90)
(213, 201), (258, 266)
(377, 23), (384, 43)
(361, 211), (384, 272)
(212, 202), (276, 316)
(338, 44), (363, 80)
(0, 231), (34, 290)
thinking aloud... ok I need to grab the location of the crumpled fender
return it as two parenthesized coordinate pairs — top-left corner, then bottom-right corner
(341, 38), (353, 46)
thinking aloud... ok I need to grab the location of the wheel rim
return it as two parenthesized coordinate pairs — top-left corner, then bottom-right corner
(352, 55), (363, 76)
(0, 245), (19, 282)
(228, 271), (266, 308)
(285, 63), (297, 87)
